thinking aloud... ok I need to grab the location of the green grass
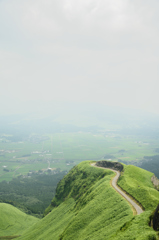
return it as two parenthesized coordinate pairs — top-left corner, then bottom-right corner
(118, 165), (159, 210)
(0, 237), (20, 239)
(111, 211), (157, 240)
(17, 161), (157, 240)
(0, 203), (39, 237)
(16, 198), (75, 240)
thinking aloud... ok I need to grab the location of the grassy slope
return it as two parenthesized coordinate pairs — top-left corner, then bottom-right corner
(18, 161), (157, 240)
(0, 203), (39, 237)
(118, 165), (159, 210)
(17, 198), (75, 240)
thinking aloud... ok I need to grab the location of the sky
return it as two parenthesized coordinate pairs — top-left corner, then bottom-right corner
(0, 0), (159, 115)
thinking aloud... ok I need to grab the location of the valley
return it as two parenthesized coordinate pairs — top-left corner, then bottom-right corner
(0, 132), (158, 183)
(1, 129), (159, 220)
(1, 109), (159, 238)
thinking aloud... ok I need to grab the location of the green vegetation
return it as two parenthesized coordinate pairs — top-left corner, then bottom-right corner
(44, 161), (110, 214)
(17, 198), (76, 240)
(140, 155), (159, 178)
(0, 203), (39, 237)
(118, 165), (159, 210)
(0, 171), (66, 216)
(112, 211), (157, 240)
(17, 161), (157, 240)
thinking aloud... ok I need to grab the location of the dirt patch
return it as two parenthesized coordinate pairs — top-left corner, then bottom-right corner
(151, 175), (159, 190)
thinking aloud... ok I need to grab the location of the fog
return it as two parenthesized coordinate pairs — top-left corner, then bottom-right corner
(0, 0), (159, 116)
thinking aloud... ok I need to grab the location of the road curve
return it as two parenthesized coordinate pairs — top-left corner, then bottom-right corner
(91, 163), (143, 215)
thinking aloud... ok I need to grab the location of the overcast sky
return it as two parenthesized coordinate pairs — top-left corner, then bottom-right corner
(0, 0), (159, 115)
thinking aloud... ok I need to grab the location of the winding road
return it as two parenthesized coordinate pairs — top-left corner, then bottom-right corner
(91, 163), (143, 215)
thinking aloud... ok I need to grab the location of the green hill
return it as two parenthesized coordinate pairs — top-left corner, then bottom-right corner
(118, 164), (159, 210)
(17, 161), (157, 240)
(0, 203), (39, 238)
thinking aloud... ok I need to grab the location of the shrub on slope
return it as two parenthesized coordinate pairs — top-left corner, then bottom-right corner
(18, 161), (157, 240)
(118, 165), (159, 210)
(0, 203), (39, 237)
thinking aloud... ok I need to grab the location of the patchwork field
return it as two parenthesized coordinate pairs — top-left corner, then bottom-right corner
(0, 132), (158, 182)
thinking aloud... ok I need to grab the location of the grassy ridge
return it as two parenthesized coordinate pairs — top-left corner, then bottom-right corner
(118, 165), (159, 210)
(18, 161), (157, 240)
(45, 161), (110, 214)
(0, 203), (39, 237)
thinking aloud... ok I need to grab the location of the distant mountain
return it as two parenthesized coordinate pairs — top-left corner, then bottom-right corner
(1, 102), (159, 136)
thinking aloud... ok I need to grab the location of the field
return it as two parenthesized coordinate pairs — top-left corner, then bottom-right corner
(0, 132), (158, 182)
(17, 161), (157, 240)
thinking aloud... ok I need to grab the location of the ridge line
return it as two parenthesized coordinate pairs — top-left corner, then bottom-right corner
(91, 162), (143, 215)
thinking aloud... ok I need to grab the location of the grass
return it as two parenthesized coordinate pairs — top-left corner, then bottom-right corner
(16, 198), (76, 240)
(0, 236), (20, 239)
(17, 161), (157, 240)
(0, 203), (39, 237)
(111, 211), (157, 240)
(118, 165), (159, 210)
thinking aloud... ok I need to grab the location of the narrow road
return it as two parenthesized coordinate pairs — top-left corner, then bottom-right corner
(91, 163), (143, 215)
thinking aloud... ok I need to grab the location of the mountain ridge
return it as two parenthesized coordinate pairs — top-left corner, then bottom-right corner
(91, 162), (143, 215)
(16, 161), (157, 240)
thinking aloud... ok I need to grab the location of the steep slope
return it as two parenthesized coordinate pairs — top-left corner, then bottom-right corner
(18, 161), (157, 240)
(118, 165), (159, 210)
(0, 203), (39, 237)
(91, 162), (143, 215)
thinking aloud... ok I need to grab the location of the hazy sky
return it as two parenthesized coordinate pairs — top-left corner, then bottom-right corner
(0, 0), (159, 115)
